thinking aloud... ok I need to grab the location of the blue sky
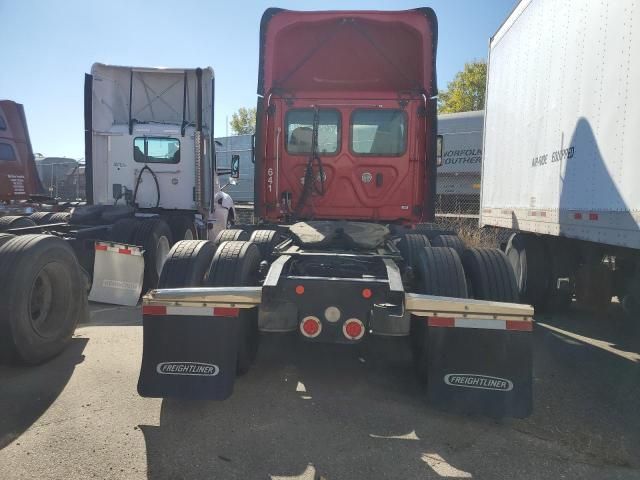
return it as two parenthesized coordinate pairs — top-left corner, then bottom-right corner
(0, 0), (516, 159)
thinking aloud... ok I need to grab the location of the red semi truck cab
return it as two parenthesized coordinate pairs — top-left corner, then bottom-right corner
(254, 8), (439, 225)
(0, 100), (45, 201)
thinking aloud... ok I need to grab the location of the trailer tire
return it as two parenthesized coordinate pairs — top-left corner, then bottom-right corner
(0, 234), (86, 364)
(461, 247), (520, 302)
(0, 233), (15, 248)
(48, 212), (70, 223)
(158, 240), (216, 288)
(214, 228), (249, 245)
(207, 241), (261, 375)
(249, 229), (278, 260)
(167, 215), (196, 242)
(110, 218), (139, 243)
(398, 233), (430, 273)
(29, 212), (54, 225)
(133, 218), (173, 291)
(431, 234), (465, 256)
(505, 233), (550, 309)
(411, 247), (468, 382)
(0, 215), (37, 232)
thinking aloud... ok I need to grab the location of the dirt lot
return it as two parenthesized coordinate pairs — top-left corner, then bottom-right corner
(1, 303), (639, 479)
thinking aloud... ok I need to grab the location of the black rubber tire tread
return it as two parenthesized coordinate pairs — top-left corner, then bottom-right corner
(110, 218), (140, 243)
(158, 240), (216, 288)
(461, 247), (520, 302)
(431, 234), (465, 256)
(167, 215), (196, 242)
(29, 212), (54, 224)
(410, 246), (468, 383)
(48, 212), (71, 223)
(415, 246), (468, 298)
(0, 234), (86, 364)
(133, 218), (173, 291)
(505, 233), (550, 309)
(398, 233), (431, 272)
(412, 223), (455, 239)
(0, 216), (37, 232)
(214, 228), (249, 245)
(249, 229), (278, 259)
(0, 233), (15, 249)
(207, 241), (261, 375)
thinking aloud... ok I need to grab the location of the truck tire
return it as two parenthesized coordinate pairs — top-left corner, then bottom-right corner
(505, 233), (550, 309)
(0, 216), (37, 232)
(29, 212), (54, 224)
(0, 233), (15, 248)
(0, 234), (86, 364)
(461, 247), (520, 302)
(398, 233), (430, 273)
(411, 246), (468, 382)
(133, 218), (173, 291)
(431, 234), (465, 256)
(110, 218), (139, 244)
(412, 223), (454, 239)
(249, 229), (278, 260)
(575, 263), (612, 311)
(48, 212), (70, 223)
(158, 240), (216, 288)
(167, 215), (196, 242)
(207, 241), (261, 375)
(214, 228), (249, 245)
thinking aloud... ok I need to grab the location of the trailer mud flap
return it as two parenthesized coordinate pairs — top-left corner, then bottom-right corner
(137, 305), (241, 400)
(89, 242), (144, 306)
(426, 317), (532, 418)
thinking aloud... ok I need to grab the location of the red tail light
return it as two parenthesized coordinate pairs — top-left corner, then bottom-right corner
(343, 318), (365, 340)
(300, 316), (322, 338)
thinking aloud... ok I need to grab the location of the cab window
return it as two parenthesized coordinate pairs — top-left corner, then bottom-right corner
(0, 115), (6, 130)
(0, 142), (16, 161)
(351, 109), (407, 156)
(133, 137), (180, 163)
(286, 109), (340, 155)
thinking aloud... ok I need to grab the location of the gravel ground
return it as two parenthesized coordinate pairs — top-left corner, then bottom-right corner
(0, 302), (639, 479)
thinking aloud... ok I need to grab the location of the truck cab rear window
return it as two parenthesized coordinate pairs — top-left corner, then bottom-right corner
(286, 109), (340, 155)
(133, 137), (180, 164)
(0, 142), (16, 161)
(351, 109), (406, 156)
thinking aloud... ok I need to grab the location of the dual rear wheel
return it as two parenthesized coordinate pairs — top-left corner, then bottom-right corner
(402, 232), (520, 381)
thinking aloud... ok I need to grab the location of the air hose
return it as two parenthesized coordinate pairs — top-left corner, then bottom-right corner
(294, 108), (325, 218)
(132, 164), (161, 208)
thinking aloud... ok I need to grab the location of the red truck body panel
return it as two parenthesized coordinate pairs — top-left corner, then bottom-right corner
(0, 100), (45, 200)
(254, 8), (439, 224)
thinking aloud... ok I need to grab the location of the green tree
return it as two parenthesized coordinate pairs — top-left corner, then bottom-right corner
(438, 61), (487, 113)
(229, 107), (256, 135)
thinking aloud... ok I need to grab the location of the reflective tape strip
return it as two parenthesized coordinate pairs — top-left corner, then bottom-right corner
(143, 305), (239, 318)
(428, 316), (532, 332)
(95, 242), (143, 256)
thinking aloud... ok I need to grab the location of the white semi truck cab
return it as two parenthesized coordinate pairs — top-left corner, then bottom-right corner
(86, 63), (235, 240)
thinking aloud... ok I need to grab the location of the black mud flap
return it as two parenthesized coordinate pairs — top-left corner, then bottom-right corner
(426, 321), (532, 418)
(137, 307), (240, 400)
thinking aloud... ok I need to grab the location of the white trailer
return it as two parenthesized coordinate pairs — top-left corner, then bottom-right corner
(436, 110), (483, 216)
(481, 0), (640, 314)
